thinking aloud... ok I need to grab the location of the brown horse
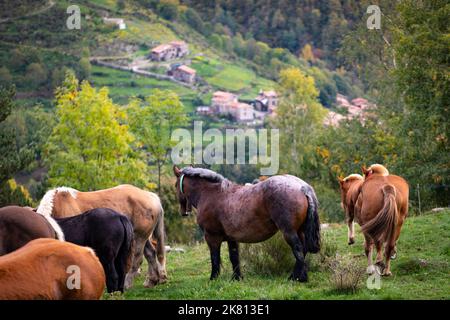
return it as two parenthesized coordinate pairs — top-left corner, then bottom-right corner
(173, 166), (321, 282)
(338, 174), (364, 246)
(36, 185), (166, 288)
(339, 164), (409, 275)
(0, 206), (62, 255)
(0, 238), (105, 300)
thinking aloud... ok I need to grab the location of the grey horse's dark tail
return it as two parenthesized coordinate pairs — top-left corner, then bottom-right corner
(301, 185), (321, 253)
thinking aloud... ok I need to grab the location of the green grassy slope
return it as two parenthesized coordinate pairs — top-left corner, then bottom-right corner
(116, 210), (449, 300)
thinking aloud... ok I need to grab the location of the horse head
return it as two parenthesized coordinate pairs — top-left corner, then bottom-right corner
(362, 164), (389, 178)
(173, 165), (193, 217)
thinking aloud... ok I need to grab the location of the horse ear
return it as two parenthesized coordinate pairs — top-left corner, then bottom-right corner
(338, 176), (344, 186)
(361, 165), (368, 175)
(173, 165), (181, 177)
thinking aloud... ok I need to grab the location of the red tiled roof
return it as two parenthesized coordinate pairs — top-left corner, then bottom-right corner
(151, 44), (172, 53)
(176, 65), (196, 75)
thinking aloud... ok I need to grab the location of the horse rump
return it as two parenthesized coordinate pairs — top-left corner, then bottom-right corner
(361, 184), (398, 244)
(301, 186), (321, 253)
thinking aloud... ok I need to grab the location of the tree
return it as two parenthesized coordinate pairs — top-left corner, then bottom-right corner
(45, 71), (148, 190)
(0, 67), (12, 87)
(0, 85), (34, 205)
(271, 68), (326, 177)
(78, 57), (91, 80)
(127, 89), (188, 194)
(185, 8), (204, 32)
(25, 63), (47, 89)
(301, 44), (315, 63)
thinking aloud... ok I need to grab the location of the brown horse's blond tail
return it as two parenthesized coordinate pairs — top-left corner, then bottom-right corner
(361, 184), (398, 244)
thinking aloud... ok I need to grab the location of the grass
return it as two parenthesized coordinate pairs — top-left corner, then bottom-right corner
(90, 65), (197, 111)
(111, 210), (450, 300)
(191, 56), (276, 98)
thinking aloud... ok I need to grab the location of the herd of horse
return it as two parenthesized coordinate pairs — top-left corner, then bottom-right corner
(0, 163), (408, 299)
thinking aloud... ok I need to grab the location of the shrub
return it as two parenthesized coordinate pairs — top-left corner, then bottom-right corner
(241, 229), (339, 276)
(328, 254), (365, 293)
(240, 232), (294, 276)
(0, 179), (34, 207)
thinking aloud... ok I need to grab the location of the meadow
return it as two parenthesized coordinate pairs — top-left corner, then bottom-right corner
(112, 210), (449, 300)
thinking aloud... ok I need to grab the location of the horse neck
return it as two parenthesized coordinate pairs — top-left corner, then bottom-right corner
(186, 179), (225, 208)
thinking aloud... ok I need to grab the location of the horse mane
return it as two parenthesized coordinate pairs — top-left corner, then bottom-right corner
(181, 167), (233, 190)
(368, 164), (389, 176)
(343, 174), (364, 182)
(36, 187), (79, 241)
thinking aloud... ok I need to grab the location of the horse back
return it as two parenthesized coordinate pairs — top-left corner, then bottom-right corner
(0, 206), (56, 255)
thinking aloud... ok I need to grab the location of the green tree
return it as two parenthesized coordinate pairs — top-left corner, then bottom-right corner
(0, 67), (12, 87)
(0, 85), (33, 184)
(25, 63), (47, 89)
(127, 89), (188, 194)
(271, 68), (326, 177)
(45, 71), (147, 190)
(0, 85), (34, 205)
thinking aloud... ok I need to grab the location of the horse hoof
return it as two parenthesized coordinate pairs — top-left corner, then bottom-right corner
(390, 253), (397, 260)
(289, 273), (307, 282)
(366, 265), (376, 275)
(382, 271), (392, 277)
(348, 238), (355, 245)
(375, 261), (386, 271)
(144, 277), (159, 288)
(231, 275), (243, 281)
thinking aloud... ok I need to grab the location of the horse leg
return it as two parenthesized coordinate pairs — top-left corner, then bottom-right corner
(364, 234), (375, 274)
(347, 218), (355, 245)
(282, 231), (307, 282)
(124, 236), (145, 289)
(205, 232), (222, 280)
(374, 241), (385, 271)
(227, 240), (242, 280)
(102, 259), (119, 293)
(143, 240), (161, 287)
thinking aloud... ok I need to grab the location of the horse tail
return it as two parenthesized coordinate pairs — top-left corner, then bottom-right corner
(153, 203), (166, 269)
(119, 215), (134, 275)
(302, 185), (321, 253)
(361, 184), (398, 244)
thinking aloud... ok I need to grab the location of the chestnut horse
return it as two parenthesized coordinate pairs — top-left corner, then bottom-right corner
(339, 164), (409, 275)
(0, 238), (105, 300)
(37, 185), (166, 288)
(173, 166), (321, 282)
(0, 206), (61, 255)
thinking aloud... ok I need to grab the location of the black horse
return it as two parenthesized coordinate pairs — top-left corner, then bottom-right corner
(55, 208), (134, 293)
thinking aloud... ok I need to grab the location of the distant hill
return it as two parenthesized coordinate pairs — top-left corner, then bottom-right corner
(0, 0), (363, 110)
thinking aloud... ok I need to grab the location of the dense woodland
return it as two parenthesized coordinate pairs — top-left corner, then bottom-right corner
(0, 0), (448, 243)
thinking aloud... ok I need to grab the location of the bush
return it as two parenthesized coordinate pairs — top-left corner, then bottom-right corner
(0, 179), (34, 207)
(241, 229), (339, 276)
(306, 231), (338, 272)
(328, 254), (365, 293)
(240, 232), (294, 276)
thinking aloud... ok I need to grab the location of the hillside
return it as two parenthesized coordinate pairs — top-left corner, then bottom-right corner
(0, 0), (361, 111)
(117, 210), (450, 300)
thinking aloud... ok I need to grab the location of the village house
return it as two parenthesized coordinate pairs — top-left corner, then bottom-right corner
(211, 91), (238, 114)
(253, 90), (278, 112)
(326, 95), (374, 126)
(150, 41), (189, 61)
(103, 17), (126, 30)
(172, 65), (196, 84)
(229, 102), (254, 122)
(196, 106), (213, 116)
